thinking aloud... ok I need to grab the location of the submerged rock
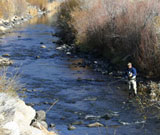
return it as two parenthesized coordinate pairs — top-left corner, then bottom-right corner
(71, 121), (83, 125)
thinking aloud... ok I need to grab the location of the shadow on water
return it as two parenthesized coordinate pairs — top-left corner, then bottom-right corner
(0, 13), (160, 135)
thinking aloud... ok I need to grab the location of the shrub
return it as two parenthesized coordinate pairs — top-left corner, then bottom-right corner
(26, 0), (48, 10)
(0, 0), (27, 19)
(58, 0), (160, 78)
(0, 68), (22, 96)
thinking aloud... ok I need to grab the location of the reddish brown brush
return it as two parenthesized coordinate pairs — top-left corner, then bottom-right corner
(59, 0), (160, 77)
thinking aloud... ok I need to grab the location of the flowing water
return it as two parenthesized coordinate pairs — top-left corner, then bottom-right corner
(0, 14), (159, 135)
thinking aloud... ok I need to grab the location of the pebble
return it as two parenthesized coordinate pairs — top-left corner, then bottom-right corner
(68, 125), (76, 130)
(41, 45), (46, 48)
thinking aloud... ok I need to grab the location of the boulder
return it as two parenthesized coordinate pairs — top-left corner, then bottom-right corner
(31, 120), (48, 129)
(35, 110), (46, 121)
(0, 93), (57, 135)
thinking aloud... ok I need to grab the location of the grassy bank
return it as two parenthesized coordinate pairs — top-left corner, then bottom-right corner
(58, 0), (160, 78)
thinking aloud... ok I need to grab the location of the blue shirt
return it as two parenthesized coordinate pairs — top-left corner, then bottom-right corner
(126, 67), (137, 79)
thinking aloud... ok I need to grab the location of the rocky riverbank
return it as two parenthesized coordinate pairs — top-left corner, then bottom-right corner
(0, 93), (57, 135)
(0, 1), (60, 34)
(0, 7), (46, 34)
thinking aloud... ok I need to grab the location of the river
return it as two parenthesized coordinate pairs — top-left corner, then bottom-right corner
(0, 14), (159, 135)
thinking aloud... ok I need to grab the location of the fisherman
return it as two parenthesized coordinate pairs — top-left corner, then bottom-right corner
(125, 62), (137, 96)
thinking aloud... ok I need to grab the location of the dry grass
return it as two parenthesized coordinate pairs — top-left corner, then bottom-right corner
(26, 0), (48, 10)
(0, 68), (22, 96)
(0, 0), (50, 19)
(58, 0), (160, 78)
(0, 0), (28, 19)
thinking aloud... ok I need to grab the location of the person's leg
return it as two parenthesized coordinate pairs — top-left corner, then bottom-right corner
(132, 80), (137, 95)
(128, 81), (132, 97)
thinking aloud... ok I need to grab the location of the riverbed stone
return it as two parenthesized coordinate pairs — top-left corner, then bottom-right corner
(36, 56), (40, 59)
(68, 125), (76, 130)
(101, 114), (110, 120)
(49, 123), (56, 128)
(87, 122), (104, 127)
(2, 54), (10, 57)
(41, 45), (47, 48)
(36, 110), (46, 121)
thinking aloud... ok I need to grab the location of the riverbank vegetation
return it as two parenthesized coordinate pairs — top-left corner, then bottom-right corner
(58, 0), (160, 78)
(0, 69), (21, 96)
(0, 0), (49, 20)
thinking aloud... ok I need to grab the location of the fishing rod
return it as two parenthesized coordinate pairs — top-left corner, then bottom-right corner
(107, 77), (126, 86)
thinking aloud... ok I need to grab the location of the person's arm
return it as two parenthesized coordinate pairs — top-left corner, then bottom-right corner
(132, 68), (137, 77)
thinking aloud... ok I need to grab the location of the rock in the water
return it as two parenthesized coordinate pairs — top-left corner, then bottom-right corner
(68, 125), (76, 130)
(85, 115), (100, 120)
(41, 45), (46, 48)
(49, 123), (56, 128)
(87, 122), (104, 127)
(0, 57), (13, 66)
(2, 54), (10, 57)
(101, 114), (110, 120)
(66, 52), (71, 55)
(36, 56), (40, 59)
(36, 110), (46, 121)
(56, 46), (63, 50)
